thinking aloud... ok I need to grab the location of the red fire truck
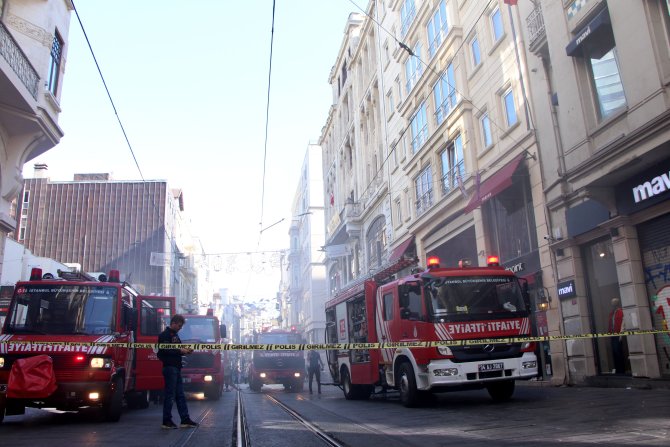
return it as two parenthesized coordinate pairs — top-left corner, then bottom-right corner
(178, 312), (227, 400)
(0, 268), (175, 422)
(248, 328), (305, 392)
(325, 256), (538, 407)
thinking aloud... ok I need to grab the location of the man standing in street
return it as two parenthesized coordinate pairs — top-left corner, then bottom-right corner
(158, 314), (199, 429)
(307, 349), (324, 394)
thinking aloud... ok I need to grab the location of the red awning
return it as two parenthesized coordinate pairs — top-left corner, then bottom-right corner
(464, 153), (525, 213)
(388, 235), (415, 263)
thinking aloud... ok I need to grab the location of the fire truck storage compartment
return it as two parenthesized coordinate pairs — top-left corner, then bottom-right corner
(348, 297), (369, 363)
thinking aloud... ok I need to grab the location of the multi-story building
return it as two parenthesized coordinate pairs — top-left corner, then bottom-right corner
(321, 0), (555, 379)
(0, 0), (72, 275)
(520, 0), (670, 382)
(285, 144), (327, 343)
(13, 165), (199, 311)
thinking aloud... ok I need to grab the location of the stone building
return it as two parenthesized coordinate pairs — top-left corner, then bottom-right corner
(0, 0), (72, 277)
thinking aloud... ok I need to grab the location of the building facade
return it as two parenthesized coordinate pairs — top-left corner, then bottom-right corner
(13, 166), (199, 312)
(0, 0), (72, 278)
(320, 0), (556, 380)
(521, 0), (670, 382)
(285, 144), (327, 343)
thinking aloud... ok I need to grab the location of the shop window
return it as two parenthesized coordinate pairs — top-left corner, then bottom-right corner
(484, 175), (537, 262)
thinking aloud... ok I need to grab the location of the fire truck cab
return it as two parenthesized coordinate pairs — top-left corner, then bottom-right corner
(0, 268), (175, 422)
(178, 311), (227, 400)
(325, 256), (538, 407)
(248, 328), (305, 392)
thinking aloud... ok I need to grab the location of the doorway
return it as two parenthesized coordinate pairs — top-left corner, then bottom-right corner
(582, 237), (629, 375)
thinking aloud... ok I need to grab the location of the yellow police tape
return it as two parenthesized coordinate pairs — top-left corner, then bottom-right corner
(0, 329), (668, 351)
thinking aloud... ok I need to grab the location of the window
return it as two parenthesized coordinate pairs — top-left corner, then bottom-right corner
(440, 134), (465, 194)
(366, 216), (387, 269)
(383, 41), (390, 66)
(415, 165), (433, 216)
(471, 36), (481, 67)
(386, 88), (395, 114)
(405, 42), (423, 93)
(480, 112), (492, 148)
(589, 48), (626, 119)
(48, 32), (63, 96)
(410, 102), (428, 153)
(383, 293), (394, 321)
(433, 63), (458, 125)
(503, 88), (518, 127)
(394, 198), (402, 225)
(427, 0), (449, 58)
(491, 7), (504, 43)
(400, 0), (417, 37)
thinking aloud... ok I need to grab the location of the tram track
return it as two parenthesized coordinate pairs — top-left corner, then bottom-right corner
(234, 388), (344, 447)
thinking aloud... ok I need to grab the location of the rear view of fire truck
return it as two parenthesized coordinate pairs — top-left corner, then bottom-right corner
(0, 268), (174, 423)
(248, 328), (305, 392)
(325, 256), (538, 407)
(179, 312), (227, 400)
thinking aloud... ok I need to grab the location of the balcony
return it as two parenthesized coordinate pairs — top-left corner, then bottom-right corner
(0, 22), (39, 100)
(526, 3), (548, 57)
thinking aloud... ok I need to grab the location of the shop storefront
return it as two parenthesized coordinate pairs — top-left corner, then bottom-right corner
(616, 156), (670, 378)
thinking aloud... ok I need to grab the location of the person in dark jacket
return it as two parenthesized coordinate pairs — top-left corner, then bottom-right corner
(307, 349), (324, 394)
(158, 314), (198, 429)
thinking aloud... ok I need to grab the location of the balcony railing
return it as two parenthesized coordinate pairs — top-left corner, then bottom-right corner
(441, 160), (465, 195)
(0, 22), (39, 99)
(415, 189), (434, 216)
(526, 3), (546, 49)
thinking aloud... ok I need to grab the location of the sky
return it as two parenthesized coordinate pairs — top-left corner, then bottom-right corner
(24, 0), (360, 302)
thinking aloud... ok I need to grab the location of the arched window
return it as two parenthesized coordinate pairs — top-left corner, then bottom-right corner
(366, 216), (387, 270)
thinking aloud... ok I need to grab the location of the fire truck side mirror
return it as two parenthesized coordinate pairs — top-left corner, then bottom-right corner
(220, 324), (227, 339)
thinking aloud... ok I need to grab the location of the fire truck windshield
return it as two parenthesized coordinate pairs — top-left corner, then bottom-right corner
(257, 332), (303, 344)
(425, 276), (527, 322)
(5, 285), (117, 335)
(180, 317), (218, 342)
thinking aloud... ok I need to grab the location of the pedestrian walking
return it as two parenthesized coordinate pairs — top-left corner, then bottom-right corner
(157, 314), (199, 429)
(307, 349), (324, 394)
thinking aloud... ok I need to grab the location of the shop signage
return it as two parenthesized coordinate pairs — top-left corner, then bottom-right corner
(616, 157), (670, 215)
(505, 262), (525, 274)
(557, 279), (576, 299)
(632, 169), (670, 204)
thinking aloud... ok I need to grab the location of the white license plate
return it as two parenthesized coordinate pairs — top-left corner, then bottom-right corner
(478, 362), (504, 372)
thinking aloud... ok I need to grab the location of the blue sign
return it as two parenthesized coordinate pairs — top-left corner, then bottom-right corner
(557, 279), (576, 299)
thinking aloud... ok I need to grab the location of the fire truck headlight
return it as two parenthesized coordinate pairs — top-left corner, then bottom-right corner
(434, 368), (458, 377)
(90, 357), (112, 368)
(88, 392), (100, 401)
(437, 346), (453, 356)
(293, 372), (301, 378)
(522, 361), (537, 369)
(0, 356), (4, 368)
(204, 375), (213, 382)
(259, 372), (267, 378)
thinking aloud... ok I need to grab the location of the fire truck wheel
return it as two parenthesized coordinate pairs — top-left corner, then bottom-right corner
(126, 390), (150, 409)
(249, 379), (262, 392)
(398, 363), (419, 408)
(486, 380), (515, 402)
(0, 403), (5, 423)
(205, 383), (222, 400)
(103, 377), (124, 422)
